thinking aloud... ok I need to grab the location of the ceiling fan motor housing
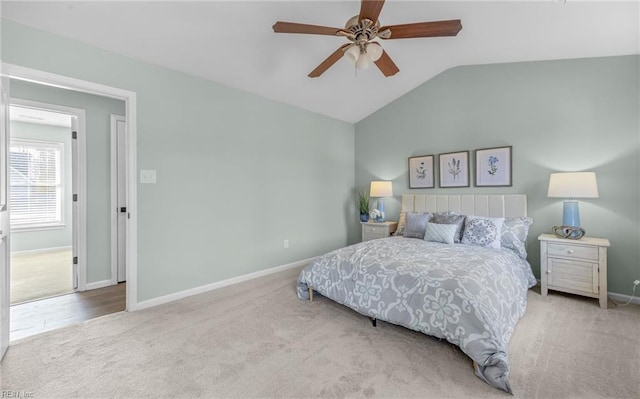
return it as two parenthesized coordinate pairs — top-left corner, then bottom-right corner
(345, 15), (381, 45)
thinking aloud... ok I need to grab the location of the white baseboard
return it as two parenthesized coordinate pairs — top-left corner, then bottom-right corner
(11, 245), (72, 255)
(85, 279), (114, 291)
(133, 257), (313, 311)
(608, 291), (640, 305)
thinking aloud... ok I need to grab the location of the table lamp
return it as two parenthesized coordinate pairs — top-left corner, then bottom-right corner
(547, 172), (598, 239)
(369, 181), (393, 222)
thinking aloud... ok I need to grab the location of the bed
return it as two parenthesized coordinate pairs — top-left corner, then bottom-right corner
(297, 194), (536, 393)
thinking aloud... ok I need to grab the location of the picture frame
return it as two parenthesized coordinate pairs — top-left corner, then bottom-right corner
(475, 146), (512, 187)
(439, 151), (470, 188)
(408, 155), (435, 189)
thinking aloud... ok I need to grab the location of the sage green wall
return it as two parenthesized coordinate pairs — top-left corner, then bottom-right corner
(1, 20), (356, 302)
(9, 80), (125, 283)
(9, 121), (72, 253)
(355, 55), (640, 296)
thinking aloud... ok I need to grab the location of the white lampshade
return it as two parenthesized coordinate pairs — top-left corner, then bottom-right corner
(547, 172), (599, 198)
(370, 181), (393, 198)
(345, 45), (360, 64)
(366, 42), (383, 61)
(356, 53), (370, 69)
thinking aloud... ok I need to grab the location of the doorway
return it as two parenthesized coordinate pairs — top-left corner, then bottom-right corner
(0, 64), (138, 361)
(8, 102), (84, 305)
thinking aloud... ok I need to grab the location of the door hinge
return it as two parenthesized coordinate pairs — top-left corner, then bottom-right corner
(73, 194), (78, 202)
(73, 256), (78, 265)
(72, 131), (77, 139)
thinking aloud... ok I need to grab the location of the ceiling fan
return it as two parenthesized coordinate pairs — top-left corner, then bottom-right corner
(272, 0), (462, 78)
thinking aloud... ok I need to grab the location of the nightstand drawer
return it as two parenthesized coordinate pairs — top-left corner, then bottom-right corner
(547, 243), (599, 261)
(363, 225), (387, 235)
(548, 258), (599, 294)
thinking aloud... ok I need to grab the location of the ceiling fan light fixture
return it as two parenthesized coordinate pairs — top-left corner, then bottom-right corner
(366, 42), (383, 61)
(345, 44), (360, 64)
(356, 53), (370, 69)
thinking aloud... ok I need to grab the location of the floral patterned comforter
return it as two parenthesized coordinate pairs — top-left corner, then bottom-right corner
(296, 236), (536, 393)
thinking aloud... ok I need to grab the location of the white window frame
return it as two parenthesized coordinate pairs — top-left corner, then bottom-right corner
(9, 137), (65, 231)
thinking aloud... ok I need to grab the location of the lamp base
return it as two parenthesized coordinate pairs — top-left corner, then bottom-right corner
(560, 200), (583, 238)
(562, 200), (580, 227)
(377, 199), (385, 222)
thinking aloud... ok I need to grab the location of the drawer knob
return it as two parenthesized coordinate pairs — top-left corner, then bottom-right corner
(567, 249), (574, 254)
(547, 270), (552, 274)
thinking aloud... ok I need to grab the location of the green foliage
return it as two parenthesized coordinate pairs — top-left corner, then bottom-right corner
(357, 190), (370, 215)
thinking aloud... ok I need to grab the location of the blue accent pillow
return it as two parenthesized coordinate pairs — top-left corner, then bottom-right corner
(403, 213), (431, 239)
(432, 212), (466, 243)
(424, 223), (457, 244)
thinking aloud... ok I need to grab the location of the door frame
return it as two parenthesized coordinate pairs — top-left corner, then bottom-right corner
(2, 63), (138, 312)
(110, 114), (126, 284)
(9, 98), (87, 291)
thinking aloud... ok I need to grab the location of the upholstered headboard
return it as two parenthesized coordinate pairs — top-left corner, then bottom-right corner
(401, 194), (527, 218)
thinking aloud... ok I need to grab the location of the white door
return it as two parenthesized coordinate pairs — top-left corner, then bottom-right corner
(111, 115), (126, 282)
(0, 76), (10, 360)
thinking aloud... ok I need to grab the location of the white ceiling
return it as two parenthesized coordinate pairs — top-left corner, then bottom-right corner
(2, 1), (638, 123)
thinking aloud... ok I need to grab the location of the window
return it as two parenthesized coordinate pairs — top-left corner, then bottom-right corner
(9, 139), (65, 229)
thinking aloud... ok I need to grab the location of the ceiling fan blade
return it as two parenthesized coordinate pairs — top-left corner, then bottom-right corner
(379, 20), (462, 39)
(359, 0), (385, 24)
(374, 50), (399, 77)
(308, 44), (351, 78)
(273, 21), (344, 36)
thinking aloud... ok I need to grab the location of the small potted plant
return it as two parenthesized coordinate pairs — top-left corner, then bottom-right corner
(357, 191), (370, 222)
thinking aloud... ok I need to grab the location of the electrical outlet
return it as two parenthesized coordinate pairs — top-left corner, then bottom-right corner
(634, 279), (640, 286)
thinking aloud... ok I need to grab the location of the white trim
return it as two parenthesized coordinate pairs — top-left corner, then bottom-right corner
(3, 63), (138, 312)
(10, 245), (71, 255)
(9, 98), (87, 291)
(608, 292), (640, 306)
(85, 279), (113, 291)
(110, 114), (125, 286)
(135, 257), (313, 311)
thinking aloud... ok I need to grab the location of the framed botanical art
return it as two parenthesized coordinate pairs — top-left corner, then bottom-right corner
(439, 151), (469, 188)
(408, 155), (435, 189)
(475, 146), (512, 187)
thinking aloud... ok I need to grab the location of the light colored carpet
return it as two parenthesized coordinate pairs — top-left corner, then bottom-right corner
(1, 266), (639, 398)
(10, 249), (74, 304)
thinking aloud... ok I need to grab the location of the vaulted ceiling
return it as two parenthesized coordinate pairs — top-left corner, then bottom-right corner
(2, 1), (638, 123)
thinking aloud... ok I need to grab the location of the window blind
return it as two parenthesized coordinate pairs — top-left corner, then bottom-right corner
(9, 139), (64, 228)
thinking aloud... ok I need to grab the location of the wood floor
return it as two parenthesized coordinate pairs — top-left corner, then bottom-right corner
(10, 283), (126, 341)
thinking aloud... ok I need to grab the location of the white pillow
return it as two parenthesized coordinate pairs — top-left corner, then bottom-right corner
(423, 223), (457, 245)
(461, 216), (505, 249)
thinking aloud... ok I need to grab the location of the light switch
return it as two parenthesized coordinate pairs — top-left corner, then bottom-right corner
(140, 169), (157, 184)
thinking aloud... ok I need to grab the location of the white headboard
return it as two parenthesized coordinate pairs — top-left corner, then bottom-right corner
(401, 194), (527, 218)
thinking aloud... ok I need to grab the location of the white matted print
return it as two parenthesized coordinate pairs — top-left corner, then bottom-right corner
(408, 155), (434, 188)
(475, 146), (512, 187)
(439, 151), (469, 188)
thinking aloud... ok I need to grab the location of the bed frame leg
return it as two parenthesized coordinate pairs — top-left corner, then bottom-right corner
(370, 317), (377, 327)
(308, 286), (314, 302)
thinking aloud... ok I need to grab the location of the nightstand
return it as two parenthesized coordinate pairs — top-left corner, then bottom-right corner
(538, 233), (610, 309)
(361, 221), (397, 242)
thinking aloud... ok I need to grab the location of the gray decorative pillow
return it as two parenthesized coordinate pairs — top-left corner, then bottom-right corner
(424, 223), (457, 245)
(432, 213), (466, 243)
(501, 217), (533, 259)
(404, 213), (431, 239)
(395, 212), (407, 236)
(461, 216), (505, 249)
